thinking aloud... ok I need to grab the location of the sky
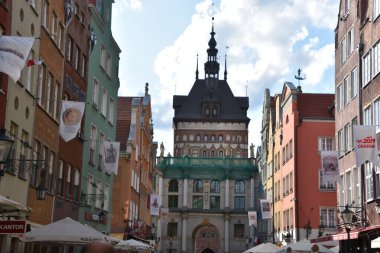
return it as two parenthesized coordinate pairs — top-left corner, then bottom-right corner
(111, 0), (340, 155)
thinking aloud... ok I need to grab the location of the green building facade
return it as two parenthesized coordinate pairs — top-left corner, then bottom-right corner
(79, 0), (121, 233)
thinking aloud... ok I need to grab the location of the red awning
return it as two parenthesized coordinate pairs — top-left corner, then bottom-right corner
(330, 225), (380, 241)
(310, 236), (334, 243)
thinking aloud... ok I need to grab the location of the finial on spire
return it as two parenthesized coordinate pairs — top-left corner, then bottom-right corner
(224, 46), (228, 80)
(196, 54), (199, 80)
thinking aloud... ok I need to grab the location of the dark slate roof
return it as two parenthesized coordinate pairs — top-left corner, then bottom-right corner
(173, 78), (250, 123)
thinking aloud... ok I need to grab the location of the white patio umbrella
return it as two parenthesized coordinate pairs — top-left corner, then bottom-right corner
(22, 217), (107, 244)
(243, 242), (283, 253)
(372, 236), (380, 248)
(0, 194), (30, 212)
(115, 239), (152, 251)
(287, 239), (333, 253)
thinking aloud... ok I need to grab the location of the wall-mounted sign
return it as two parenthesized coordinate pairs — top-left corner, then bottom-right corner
(0, 220), (26, 234)
(85, 212), (106, 225)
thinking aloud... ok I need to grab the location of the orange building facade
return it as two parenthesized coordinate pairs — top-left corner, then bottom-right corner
(267, 82), (337, 246)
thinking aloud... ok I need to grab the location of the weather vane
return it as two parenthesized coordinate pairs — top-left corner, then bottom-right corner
(294, 68), (306, 87)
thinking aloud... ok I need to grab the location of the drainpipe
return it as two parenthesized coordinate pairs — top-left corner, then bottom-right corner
(295, 117), (303, 241)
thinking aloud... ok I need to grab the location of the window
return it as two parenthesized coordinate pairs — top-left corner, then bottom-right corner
(211, 135), (215, 141)
(100, 44), (106, 69)
(47, 152), (54, 192)
(289, 172), (293, 192)
(43, 0), (49, 28)
(363, 52), (371, 85)
(351, 67), (358, 98)
(353, 167), (361, 204)
(235, 180), (245, 193)
(30, 140), (40, 186)
(66, 37), (72, 62)
(90, 125), (97, 164)
(364, 106), (372, 125)
(338, 130), (343, 157)
(210, 196), (220, 209)
(81, 55), (86, 77)
(375, 0), (380, 20)
(320, 208), (336, 228)
(219, 150), (223, 158)
(51, 12), (56, 39)
(192, 195), (203, 209)
(365, 162), (374, 201)
(57, 160), (63, 195)
(210, 180), (220, 193)
(46, 73), (52, 113)
(344, 124), (351, 152)
(167, 222), (178, 236)
(73, 169), (80, 202)
(168, 195), (178, 208)
(319, 170), (336, 190)
(66, 164), (71, 198)
(340, 37), (347, 65)
(347, 28), (353, 55)
(344, 76), (349, 106)
(93, 78), (99, 106)
(109, 97), (114, 124)
(74, 46), (80, 70)
(289, 140), (293, 158)
(351, 117), (358, 149)
(58, 23), (63, 50)
(53, 82), (59, 119)
(103, 184), (110, 211)
(218, 135), (223, 142)
(101, 88), (107, 115)
(375, 99), (380, 131)
(234, 224), (245, 238)
(234, 196), (245, 209)
(87, 175), (94, 205)
(95, 179), (102, 208)
(106, 52), (112, 77)
(373, 41), (380, 77)
(345, 0), (350, 13)
(346, 170), (352, 204)
(37, 64), (45, 106)
(319, 137), (334, 151)
(168, 179), (179, 192)
(193, 180), (203, 193)
(204, 135), (208, 141)
(337, 84), (342, 112)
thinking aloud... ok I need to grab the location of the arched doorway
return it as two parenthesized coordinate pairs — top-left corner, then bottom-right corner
(202, 248), (215, 253)
(193, 221), (221, 253)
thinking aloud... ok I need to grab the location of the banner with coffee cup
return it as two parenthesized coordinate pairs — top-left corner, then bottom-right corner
(59, 101), (85, 142)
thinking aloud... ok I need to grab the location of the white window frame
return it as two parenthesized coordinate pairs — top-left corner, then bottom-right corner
(344, 124), (351, 152)
(344, 75), (350, 106)
(365, 162), (374, 201)
(338, 130), (343, 157)
(93, 78), (99, 107)
(101, 87), (107, 116)
(109, 97), (114, 124)
(374, 98), (380, 131)
(320, 207), (337, 228)
(340, 37), (347, 65)
(363, 51), (371, 86)
(363, 105), (372, 125)
(374, 0), (380, 20)
(350, 67), (358, 99)
(319, 137), (334, 151)
(373, 40), (380, 78)
(337, 84), (342, 112)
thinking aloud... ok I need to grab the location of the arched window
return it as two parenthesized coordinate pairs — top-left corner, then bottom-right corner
(168, 179), (179, 192)
(211, 150), (215, 157)
(204, 135), (208, 141)
(175, 135), (179, 141)
(196, 135), (201, 141)
(218, 135), (223, 142)
(210, 180), (220, 193)
(219, 150), (224, 158)
(211, 135), (215, 141)
(235, 180), (245, 194)
(193, 180), (203, 193)
(235, 150), (241, 158)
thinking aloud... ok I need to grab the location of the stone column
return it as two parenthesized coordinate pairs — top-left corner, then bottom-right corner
(183, 178), (188, 207)
(181, 214), (187, 252)
(250, 178), (254, 208)
(224, 214), (230, 253)
(225, 179), (230, 208)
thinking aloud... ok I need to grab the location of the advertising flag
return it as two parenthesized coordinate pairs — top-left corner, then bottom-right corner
(59, 101), (85, 142)
(161, 208), (169, 223)
(353, 125), (380, 167)
(26, 59), (43, 67)
(102, 141), (120, 175)
(260, 199), (272, 219)
(248, 211), (257, 226)
(150, 195), (160, 216)
(321, 151), (339, 185)
(0, 36), (34, 82)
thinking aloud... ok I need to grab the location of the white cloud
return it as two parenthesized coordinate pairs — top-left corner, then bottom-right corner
(150, 0), (338, 151)
(113, 0), (142, 15)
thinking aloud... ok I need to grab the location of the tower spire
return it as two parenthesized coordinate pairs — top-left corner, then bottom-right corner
(204, 17), (220, 79)
(224, 46), (228, 81)
(195, 54), (199, 80)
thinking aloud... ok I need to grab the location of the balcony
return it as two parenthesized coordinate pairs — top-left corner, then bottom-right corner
(158, 156), (257, 180)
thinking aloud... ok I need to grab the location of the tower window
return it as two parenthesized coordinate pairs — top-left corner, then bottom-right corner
(211, 135), (215, 141)
(204, 135), (208, 141)
(218, 135), (223, 142)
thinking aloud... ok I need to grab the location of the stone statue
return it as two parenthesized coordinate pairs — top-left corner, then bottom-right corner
(160, 142), (165, 157)
(250, 143), (255, 158)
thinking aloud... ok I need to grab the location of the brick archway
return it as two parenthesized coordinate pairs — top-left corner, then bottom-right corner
(193, 223), (221, 253)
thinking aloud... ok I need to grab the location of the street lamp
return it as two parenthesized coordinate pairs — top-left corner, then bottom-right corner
(341, 205), (354, 253)
(0, 129), (14, 165)
(151, 223), (156, 240)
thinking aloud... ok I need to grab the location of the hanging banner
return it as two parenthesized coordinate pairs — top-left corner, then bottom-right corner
(321, 151), (339, 184)
(59, 101), (85, 142)
(102, 141), (120, 175)
(150, 195), (160, 216)
(0, 36), (34, 82)
(161, 208), (169, 223)
(260, 199), (272, 219)
(248, 211), (257, 226)
(353, 125), (380, 167)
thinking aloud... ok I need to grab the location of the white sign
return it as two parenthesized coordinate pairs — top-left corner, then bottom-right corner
(353, 125), (380, 167)
(260, 199), (272, 219)
(248, 211), (257, 226)
(59, 101), (85, 142)
(102, 141), (120, 175)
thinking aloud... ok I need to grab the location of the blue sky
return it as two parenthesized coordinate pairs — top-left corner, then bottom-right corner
(112, 0), (340, 155)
